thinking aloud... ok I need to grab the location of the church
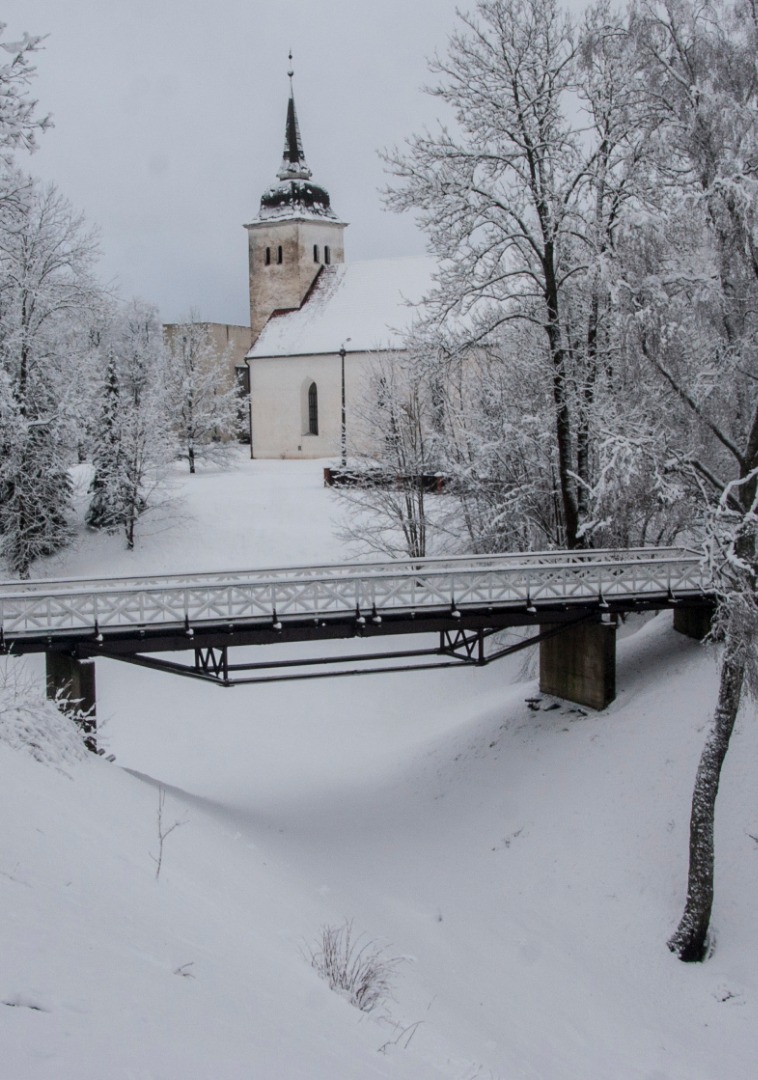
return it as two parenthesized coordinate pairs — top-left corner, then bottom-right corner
(240, 73), (435, 459)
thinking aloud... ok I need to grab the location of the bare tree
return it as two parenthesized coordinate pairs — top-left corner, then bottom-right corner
(86, 300), (175, 550)
(165, 317), (241, 474)
(426, 322), (566, 552)
(337, 352), (439, 559)
(384, 0), (647, 548)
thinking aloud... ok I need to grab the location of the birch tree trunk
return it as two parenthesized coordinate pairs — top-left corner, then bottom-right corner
(667, 640), (744, 961)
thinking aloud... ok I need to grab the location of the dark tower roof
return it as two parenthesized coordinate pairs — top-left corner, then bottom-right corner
(255, 64), (341, 223)
(278, 93), (311, 182)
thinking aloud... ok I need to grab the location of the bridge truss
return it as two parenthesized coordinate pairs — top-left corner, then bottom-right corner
(0, 547), (713, 686)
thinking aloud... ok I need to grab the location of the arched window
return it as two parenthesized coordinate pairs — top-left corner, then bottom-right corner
(324, 245), (331, 265)
(277, 245), (283, 264)
(313, 244), (320, 263)
(265, 247), (271, 266)
(307, 382), (318, 435)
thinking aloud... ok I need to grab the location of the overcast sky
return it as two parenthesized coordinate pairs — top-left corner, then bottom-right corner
(5, 0), (470, 325)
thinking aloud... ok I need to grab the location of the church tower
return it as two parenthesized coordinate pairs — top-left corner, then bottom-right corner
(245, 62), (347, 343)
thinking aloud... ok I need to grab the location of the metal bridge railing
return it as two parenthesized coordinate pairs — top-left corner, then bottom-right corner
(0, 547), (710, 642)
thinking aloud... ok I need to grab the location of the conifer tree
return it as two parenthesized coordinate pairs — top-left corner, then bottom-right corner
(0, 177), (99, 576)
(86, 349), (124, 531)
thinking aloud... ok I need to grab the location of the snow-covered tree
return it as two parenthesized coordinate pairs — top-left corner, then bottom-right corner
(337, 351), (440, 559)
(0, 369), (72, 575)
(437, 329), (564, 552)
(165, 318), (241, 473)
(0, 177), (100, 576)
(86, 300), (175, 550)
(382, 0), (756, 962)
(0, 23), (50, 221)
(615, 0), (758, 961)
(86, 347), (124, 530)
(0, 23), (105, 577)
(384, 0), (648, 549)
(0, 24), (50, 167)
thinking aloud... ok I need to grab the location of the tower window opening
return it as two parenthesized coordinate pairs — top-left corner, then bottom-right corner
(308, 382), (319, 435)
(265, 247), (271, 266)
(277, 245), (283, 264)
(313, 244), (320, 263)
(324, 245), (331, 265)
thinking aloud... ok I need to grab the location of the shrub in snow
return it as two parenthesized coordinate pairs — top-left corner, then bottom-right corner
(307, 920), (403, 1015)
(0, 661), (90, 769)
(150, 786), (185, 880)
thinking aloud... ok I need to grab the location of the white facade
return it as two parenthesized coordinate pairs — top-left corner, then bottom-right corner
(246, 257), (434, 459)
(248, 350), (367, 459)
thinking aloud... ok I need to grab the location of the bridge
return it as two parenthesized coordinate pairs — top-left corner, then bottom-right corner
(0, 546), (714, 749)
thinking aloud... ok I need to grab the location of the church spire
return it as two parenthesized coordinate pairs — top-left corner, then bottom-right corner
(278, 53), (312, 182)
(254, 55), (341, 223)
(245, 51), (348, 342)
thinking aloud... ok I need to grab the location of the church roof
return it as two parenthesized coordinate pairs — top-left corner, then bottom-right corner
(257, 178), (337, 222)
(278, 94), (311, 182)
(247, 256), (436, 358)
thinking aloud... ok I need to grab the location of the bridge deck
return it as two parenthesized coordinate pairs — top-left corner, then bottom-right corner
(0, 547), (711, 658)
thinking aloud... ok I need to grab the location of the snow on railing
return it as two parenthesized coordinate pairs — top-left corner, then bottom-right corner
(0, 547), (710, 640)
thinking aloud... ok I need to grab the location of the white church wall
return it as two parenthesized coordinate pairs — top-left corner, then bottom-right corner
(249, 350), (385, 460)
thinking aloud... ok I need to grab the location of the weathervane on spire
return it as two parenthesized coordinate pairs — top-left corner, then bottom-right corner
(287, 50), (294, 88)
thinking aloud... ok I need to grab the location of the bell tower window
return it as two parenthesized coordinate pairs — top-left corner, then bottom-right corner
(313, 244), (320, 263)
(277, 245), (283, 264)
(265, 247), (271, 266)
(324, 245), (331, 265)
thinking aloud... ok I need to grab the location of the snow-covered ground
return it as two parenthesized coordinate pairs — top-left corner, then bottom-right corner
(2, 453), (757, 1079)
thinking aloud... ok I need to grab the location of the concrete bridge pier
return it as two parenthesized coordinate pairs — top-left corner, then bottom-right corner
(539, 618), (617, 711)
(46, 652), (97, 753)
(673, 603), (715, 641)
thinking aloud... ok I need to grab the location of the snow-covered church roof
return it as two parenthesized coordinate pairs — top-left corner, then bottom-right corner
(248, 256), (436, 358)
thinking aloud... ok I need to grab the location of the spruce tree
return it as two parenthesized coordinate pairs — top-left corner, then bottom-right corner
(86, 350), (125, 531)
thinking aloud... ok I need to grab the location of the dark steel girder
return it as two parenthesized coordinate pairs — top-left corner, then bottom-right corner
(2, 595), (716, 688)
(85, 613), (601, 687)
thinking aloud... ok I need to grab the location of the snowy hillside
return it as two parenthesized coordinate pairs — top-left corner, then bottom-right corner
(2, 455), (757, 1080)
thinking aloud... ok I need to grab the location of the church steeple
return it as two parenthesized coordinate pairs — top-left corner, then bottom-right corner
(255, 55), (340, 223)
(244, 56), (347, 341)
(278, 60), (312, 182)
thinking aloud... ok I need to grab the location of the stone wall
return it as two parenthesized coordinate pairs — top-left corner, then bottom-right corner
(163, 322), (251, 386)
